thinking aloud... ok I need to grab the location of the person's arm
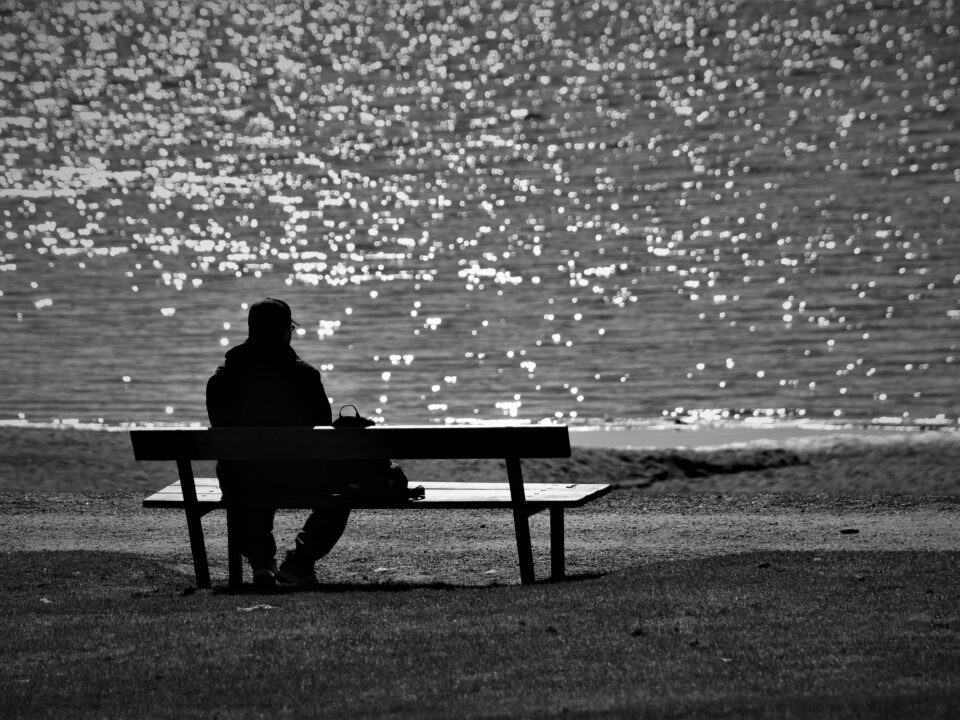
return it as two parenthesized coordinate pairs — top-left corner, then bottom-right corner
(206, 368), (234, 427)
(312, 371), (333, 426)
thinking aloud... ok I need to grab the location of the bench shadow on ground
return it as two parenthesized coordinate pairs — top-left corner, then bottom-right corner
(0, 549), (605, 601)
(214, 571), (608, 595)
(10, 549), (960, 607)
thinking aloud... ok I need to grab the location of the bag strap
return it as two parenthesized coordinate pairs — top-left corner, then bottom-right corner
(338, 404), (361, 420)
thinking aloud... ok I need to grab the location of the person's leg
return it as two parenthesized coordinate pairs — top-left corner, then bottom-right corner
(220, 467), (279, 589)
(278, 506), (350, 586)
(236, 505), (278, 587)
(296, 506), (351, 560)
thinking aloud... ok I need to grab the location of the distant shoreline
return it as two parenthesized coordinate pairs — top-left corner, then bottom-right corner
(567, 422), (960, 450)
(0, 417), (956, 450)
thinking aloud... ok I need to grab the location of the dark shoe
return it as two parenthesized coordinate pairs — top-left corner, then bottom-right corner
(277, 552), (318, 588)
(252, 567), (278, 592)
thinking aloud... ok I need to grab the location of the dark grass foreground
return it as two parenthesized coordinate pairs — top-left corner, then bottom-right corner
(2, 551), (958, 719)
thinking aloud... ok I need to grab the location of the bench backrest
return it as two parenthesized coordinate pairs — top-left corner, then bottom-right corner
(130, 425), (571, 461)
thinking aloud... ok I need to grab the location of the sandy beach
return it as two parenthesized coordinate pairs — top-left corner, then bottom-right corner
(1, 424), (957, 587)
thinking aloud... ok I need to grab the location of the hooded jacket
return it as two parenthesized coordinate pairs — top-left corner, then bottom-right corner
(207, 340), (332, 428)
(206, 339), (332, 493)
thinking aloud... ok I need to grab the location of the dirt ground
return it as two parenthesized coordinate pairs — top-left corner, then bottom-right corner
(2, 490), (958, 588)
(1, 425), (958, 588)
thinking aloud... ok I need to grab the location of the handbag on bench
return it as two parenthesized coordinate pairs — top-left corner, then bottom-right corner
(332, 406), (424, 501)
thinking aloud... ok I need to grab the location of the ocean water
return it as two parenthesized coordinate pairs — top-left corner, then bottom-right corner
(1, 0), (958, 429)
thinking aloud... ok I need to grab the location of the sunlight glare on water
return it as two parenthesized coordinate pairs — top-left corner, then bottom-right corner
(0, 0), (958, 428)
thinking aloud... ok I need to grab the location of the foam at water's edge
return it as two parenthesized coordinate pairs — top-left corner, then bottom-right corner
(0, 416), (955, 454)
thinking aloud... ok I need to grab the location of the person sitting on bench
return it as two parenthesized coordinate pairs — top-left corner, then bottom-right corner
(206, 297), (348, 590)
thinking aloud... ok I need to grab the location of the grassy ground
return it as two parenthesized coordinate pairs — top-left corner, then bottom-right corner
(2, 549), (958, 719)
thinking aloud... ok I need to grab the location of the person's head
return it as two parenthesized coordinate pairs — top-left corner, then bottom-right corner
(248, 298), (297, 345)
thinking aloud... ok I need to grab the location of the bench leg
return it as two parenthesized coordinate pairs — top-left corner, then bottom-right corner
(550, 507), (565, 580)
(184, 508), (211, 589)
(177, 460), (211, 589)
(226, 507), (244, 591)
(506, 457), (535, 585)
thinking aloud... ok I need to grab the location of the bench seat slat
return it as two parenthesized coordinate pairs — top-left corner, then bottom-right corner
(143, 479), (611, 510)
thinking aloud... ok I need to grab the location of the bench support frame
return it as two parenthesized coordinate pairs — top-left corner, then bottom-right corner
(505, 456), (535, 585)
(166, 460), (577, 590)
(177, 459), (211, 590)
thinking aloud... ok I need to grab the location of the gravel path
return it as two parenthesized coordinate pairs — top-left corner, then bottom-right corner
(3, 491), (958, 588)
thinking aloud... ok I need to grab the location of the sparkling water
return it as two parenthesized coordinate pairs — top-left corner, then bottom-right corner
(1, 0), (958, 428)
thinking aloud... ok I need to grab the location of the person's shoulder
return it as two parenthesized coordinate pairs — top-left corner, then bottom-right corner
(206, 363), (233, 393)
(292, 355), (322, 377)
(208, 363), (229, 381)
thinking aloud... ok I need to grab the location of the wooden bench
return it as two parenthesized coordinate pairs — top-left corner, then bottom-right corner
(132, 425), (611, 589)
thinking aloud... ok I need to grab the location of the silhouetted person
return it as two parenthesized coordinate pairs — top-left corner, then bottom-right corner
(206, 298), (349, 589)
